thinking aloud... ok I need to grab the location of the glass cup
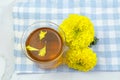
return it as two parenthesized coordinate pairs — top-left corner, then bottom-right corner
(21, 21), (65, 69)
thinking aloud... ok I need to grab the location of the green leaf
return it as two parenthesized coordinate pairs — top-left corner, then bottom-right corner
(89, 37), (99, 47)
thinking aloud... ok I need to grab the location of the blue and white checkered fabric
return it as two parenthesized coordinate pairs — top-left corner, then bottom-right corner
(13, 0), (120, 73)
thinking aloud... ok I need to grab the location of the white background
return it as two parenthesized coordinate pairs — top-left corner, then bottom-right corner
(0, 0), (120, 80)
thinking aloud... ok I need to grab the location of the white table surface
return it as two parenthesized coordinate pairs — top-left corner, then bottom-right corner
(0, 0), (120, 80)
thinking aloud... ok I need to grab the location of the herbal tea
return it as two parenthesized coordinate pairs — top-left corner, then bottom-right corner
(26, 27), (63, 62)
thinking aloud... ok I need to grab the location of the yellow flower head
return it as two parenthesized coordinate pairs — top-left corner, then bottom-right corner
(39, 30), (47, 40)
(60, 14), (94, 49)
(65, 48), (97, 72)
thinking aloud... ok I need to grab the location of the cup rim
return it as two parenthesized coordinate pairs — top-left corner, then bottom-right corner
(21, 21), (65, 64)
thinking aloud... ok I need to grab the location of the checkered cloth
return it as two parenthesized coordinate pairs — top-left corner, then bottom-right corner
(13, 0), (120, 73)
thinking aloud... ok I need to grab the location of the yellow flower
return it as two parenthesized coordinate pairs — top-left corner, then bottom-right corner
(39, 30), (47, 40)
(38, 44), (46, 56)
(65, 48), (97, 72)
(60, 14), (94, 49)
(26, 45), (39, 51)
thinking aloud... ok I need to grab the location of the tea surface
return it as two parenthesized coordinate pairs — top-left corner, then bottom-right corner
(26, 27), (63, 61)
